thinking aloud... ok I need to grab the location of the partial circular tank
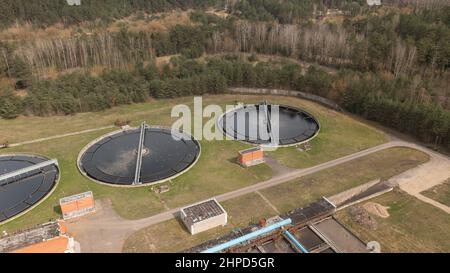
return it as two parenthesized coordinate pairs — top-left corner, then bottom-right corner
(0, 154), (59, 223)
(218, 102), (320, 146)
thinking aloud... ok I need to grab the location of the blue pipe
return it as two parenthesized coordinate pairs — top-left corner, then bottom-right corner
(201, 218), (292, 253)
(284, 230), (309, 253)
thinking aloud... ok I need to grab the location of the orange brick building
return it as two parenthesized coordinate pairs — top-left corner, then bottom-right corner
(238, 147), (264, 167)
(60, 191), (95, 220)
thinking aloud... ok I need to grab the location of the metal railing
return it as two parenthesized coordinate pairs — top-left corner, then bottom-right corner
(133, 122), (147, 185)
(0, 159), (58, 182)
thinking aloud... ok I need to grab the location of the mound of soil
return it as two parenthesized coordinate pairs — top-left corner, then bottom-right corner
(363, 202), (390, 218)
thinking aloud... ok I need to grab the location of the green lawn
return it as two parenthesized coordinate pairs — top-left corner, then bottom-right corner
(0, 94), (386, 233)
(222, 192), (278, 227)
(0, 97), (189, 144)
(122, 192), (277, 253)
(264, 97), (387, 168)
(124, 218), (233, 253)
(336, 189), (450, 252)
(260, 147), (430, 213)
(421, 179), (450, 207)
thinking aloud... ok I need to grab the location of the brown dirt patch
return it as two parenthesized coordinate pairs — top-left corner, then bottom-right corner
(347, 205), (378, 230)
(363, 202), (390, 218)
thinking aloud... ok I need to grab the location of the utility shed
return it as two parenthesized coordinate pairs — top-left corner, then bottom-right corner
(180, 199), (227, 235)
(60, 191), (95, 220)
(367, 0), (381, 6)
(66, 0), (81, 6)
(238, 147), (264, 167)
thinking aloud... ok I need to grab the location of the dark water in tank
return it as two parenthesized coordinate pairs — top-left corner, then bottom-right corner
(219, 104), (319, 145)
(0, 155), (58, 222)
(80, 128), (200, 185)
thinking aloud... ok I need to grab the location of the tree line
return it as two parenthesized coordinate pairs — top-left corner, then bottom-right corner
(11, 7), (449, 77)
(0, 4), (448, 150)
(0, 0), (222, 28)
(0, 55), (448, 149)
(0, 0), (381, 28)
(3, 0), (444, 29)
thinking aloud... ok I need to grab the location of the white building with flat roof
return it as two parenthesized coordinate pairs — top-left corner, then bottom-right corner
(367, 0), (381, 6)
(180, 199), (227, 235)
(67, 0), (81, 6)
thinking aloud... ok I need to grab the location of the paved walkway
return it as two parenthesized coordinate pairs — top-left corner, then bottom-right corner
(8, 126), (115, 147)
(385, 142), (450, 214)
(256, 191), (280, 214)
(412, 194), (450, 214)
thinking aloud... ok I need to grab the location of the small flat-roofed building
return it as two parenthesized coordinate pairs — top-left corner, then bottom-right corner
(367, 0), (381, 6)
(180, 199), (227, 235)
(60, 191), (95, 220)
(66, 0), (81, 6)
(238, 147), (264, 167)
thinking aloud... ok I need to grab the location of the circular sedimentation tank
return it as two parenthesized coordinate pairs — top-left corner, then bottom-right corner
(78, 125), (200, 186)
(218, 102), (320, 146)
(0, 154), (59, 223)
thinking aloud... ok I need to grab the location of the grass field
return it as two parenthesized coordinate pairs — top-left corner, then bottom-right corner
(260, 147), (429, 213)
(336, 189), (450, 252)
(0, 94), (386, 232)
(267, 105), (387, 168)
(421, 179), (450, 207)
(122, 147), (429, 253)
(123, 192), (278, 253)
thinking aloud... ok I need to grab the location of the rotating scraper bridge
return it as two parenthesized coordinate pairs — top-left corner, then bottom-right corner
(0, 155), (59, 223)
(218, 101), (320, 147)
(78, 122), (201, 186)
(133, 122), (147, 185)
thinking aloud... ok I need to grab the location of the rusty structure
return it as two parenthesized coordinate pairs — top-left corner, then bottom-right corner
(0, 220), (76, 253)
(185, 197), (368, 253)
